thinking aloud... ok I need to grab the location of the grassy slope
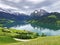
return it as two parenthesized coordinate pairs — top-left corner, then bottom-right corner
(0, 27), (60, 45)
(6, 36), (60, 45)
(0, 36), (17, 45)
(0, 27), (39, 45)
(0, 28), (28, 45)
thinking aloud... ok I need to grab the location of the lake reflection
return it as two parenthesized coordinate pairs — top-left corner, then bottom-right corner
(10, 23), (60, 36)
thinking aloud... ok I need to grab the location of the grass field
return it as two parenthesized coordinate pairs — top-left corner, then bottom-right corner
(0, 36), (17, 45)
(0, 27), (60, 45)
(0, 27), (39, 45)
(4, 36), (60, 45)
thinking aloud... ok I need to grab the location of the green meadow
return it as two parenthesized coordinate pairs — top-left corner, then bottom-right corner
(0, 27), (39, 45)
(0, 26), (60, 45)
(2, 36), (60, 45)
(0, 27), (60, 45)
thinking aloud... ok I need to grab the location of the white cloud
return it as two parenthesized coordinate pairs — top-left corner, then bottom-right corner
(0, 0), (60, 14)
(0, 3), (18, 10)
(40, 1), (60, 12)
(13, 10), (26, 13)
(23, 6), (29, 9)
(51, 1), (60, 7)
(0, 3), (27, 14)
(48, 1), (60, 12)
(26, 0), (45, 4)
(6, 0), (21, 3)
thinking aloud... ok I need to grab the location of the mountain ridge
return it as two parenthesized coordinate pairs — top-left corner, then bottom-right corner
(0, 8), (60, 21)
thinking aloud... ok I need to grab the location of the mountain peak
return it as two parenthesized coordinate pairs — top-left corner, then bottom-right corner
(40, 9), (47, 13)
(31, 9), (49, 16)
(34, 10), (38, 13)
(39, 9), (48, 16)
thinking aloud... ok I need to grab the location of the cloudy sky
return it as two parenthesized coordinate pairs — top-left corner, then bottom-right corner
(0, 0), (60, 14)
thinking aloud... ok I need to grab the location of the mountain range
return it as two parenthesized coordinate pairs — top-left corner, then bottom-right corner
(0, 8), (60, 21)
(0, 8), (29, 21)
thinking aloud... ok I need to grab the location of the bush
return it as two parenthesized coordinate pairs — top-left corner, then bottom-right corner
(14, 33), (39, 39)
(2, 29), (11, 33)
(41, 33), (46, 37)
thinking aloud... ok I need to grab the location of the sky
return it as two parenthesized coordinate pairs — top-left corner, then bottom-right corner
(0, 0), (60, 14)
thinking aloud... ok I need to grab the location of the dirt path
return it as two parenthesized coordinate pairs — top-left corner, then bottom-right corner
(13, 38), (30, 42)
